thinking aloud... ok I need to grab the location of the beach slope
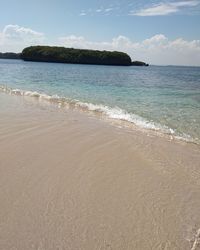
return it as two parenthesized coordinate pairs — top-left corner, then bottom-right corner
(0, 92), (200, 250)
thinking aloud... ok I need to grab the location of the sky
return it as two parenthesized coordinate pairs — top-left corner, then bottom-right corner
(0, 0), (200, 65)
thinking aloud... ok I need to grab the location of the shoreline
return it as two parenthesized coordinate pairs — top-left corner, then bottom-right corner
(0, 92), (200, 249)
(0, 84), (198, 146)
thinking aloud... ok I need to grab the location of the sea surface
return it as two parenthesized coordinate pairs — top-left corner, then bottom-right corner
(0, 59), (200, 144)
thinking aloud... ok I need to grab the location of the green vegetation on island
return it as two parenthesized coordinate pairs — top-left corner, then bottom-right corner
(21, 46), (133, 66)
(0, 52), (21, 59)
(0, 46), (149, 66)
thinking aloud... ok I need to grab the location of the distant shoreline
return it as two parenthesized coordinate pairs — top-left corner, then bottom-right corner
(1, 58), (200, 67)
(0, 52), (21, 60)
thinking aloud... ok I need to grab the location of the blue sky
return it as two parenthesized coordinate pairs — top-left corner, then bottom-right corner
(0, 0), (200, 65)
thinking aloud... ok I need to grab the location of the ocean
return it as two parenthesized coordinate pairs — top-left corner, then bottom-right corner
(0, 59), (200, 144)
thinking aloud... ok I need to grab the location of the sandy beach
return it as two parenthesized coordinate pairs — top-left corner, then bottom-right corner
(0, 92), (200, 250)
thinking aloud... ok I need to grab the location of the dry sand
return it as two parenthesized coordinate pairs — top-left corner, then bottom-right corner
(0, 92), (200, 250)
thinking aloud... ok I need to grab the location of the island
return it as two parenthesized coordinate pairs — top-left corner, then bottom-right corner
(21, 46), (133, 66)
(0, 46), (149, 66)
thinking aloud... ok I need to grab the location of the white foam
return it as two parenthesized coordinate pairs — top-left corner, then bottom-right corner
(77, 101), (175, 134)
(191, 228), (200, 250)
(24, 91), (40, 97)
(11, 89), (22, 95)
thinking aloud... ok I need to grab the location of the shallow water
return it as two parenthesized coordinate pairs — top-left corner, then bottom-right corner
(0, 59), (200, 143)
(0, 92), (200, 250)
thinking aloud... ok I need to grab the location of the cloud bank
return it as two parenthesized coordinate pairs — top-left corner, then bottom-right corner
(131, 0), (199, 16)
(0, 24), (45, 52)
(0, 25), (200, 66)
(58, 34), (200, 66)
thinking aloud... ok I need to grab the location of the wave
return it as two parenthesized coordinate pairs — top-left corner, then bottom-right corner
(0, 84), (198, 144)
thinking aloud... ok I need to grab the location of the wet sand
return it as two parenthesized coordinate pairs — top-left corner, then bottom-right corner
(0, 92), (200, 250)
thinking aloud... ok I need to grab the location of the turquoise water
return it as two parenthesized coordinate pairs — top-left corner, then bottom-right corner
(0, 59), (200, 143)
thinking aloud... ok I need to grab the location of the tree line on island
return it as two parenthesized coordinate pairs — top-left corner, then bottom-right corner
(0, 46), (149, 66)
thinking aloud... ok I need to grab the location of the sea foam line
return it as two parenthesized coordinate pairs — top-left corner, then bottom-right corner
(191, 228), (200, 250)
(0, 84), (197, 144)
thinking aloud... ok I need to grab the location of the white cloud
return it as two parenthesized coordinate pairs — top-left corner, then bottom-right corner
(58, 34), (200, 66)
(79, 10), (87, 16)
(0, 24), (45, 52)
(143, 34), (168, 44)
(81, 6), (115, 16)
(131, 0), (199, 16)
(96, 9), (101, 12)
(105, 8), (113, 12)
